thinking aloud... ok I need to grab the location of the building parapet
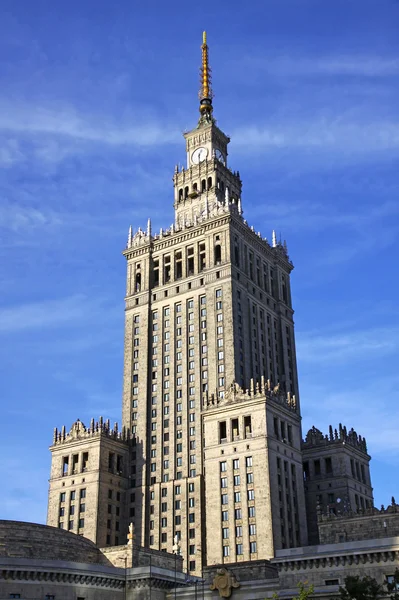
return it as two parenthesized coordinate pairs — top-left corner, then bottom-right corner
(124, 201), (291, 262)
(273, 536), (399, 572)
(52, 417), (131, 446)
(318, 499), (398, 524)
(302, 424), (367, 454)
(203, 377), (297, 413)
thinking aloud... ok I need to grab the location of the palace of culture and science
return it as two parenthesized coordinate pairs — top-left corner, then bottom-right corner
(46, 33), (374, 578)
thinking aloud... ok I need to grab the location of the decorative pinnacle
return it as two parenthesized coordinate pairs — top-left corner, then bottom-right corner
(199, 31), (213, 120)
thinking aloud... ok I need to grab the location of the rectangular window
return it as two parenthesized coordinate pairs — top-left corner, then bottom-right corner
(236, 543), (243, 555)
(235, 508), (242, 519)
(221, 494), (228, 505)
(219, 421), (227, 443)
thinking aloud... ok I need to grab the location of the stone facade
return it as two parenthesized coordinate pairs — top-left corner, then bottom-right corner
(274, 536), (399, 598)
(0, 520), (184, 600)
(47, 418), (131, 547)
(318, 501), (399, 544)
(44, 32), (384, 586)
(118, 36), (302, 573)
(302, 425), (373, 544)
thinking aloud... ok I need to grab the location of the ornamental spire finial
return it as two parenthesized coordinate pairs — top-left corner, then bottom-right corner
(199, 31), (213, 124)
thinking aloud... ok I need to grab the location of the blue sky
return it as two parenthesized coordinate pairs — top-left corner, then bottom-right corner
(0, 0), (398, 524)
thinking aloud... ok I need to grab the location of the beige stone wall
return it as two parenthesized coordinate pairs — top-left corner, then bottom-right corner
(303, 437), (373, 544)
(319, 507), (399, 544)
(275, 537), (399, 592)
(47, 427), (130, 548)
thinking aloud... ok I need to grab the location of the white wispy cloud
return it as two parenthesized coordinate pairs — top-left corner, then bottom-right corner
(239, 54), (399, 78)
(0, 295), (91, 333)
(231, 118), (399, 155)
(297, 326), (399, 364)
(0, 139), (25, 167)
(301, 376), (399, 458)
(0, 202), (63, 232)
(0, 103), (181, 147)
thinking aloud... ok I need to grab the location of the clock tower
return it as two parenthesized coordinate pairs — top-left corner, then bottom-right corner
(173, 32), (242, 227)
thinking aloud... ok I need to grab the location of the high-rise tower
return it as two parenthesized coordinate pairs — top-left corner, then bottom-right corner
(121, 33), (307, 573)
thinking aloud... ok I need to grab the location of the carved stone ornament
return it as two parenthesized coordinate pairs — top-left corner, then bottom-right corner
(210, 568), (240, 598)
(69, 419), (86, 439)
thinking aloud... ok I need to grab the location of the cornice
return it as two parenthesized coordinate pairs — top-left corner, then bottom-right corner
(0, 568), (124, 588)
(273, 548), (399, 572)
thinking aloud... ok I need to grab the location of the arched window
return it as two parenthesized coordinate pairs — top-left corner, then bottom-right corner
(207, 177), (212, 190)
(184, 186), (189, 199)
(214, 244), (222, 265)
(193, 182), (198, 192)
(178, 189), (183, 201)
(201, 179), (206, 192)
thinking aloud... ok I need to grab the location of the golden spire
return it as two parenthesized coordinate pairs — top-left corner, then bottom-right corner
(199, 30), (213, 122)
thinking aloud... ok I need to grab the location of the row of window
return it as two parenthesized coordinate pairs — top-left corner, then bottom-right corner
(221, 489), (255, 504)
(60, 489), (86, 502)
(59, 518), (85, 530)
(177, 177), (213, 201)
(219, 417), (252, 444)
(222, 506), (256, 521)
(222, 542), (257, 557)
(233, 236), (290, 306)
(61, 452), (88, 476)
(274, 417), (293, 445)
(222, 523), (257, 538)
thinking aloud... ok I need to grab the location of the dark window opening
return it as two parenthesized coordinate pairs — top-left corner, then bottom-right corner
(201, 179), (206, 192)
(72, 454), (79, 474)
(116, 455), (123, 474)
(175, 252), (182, 279)
(232, 418), (239, 440)
(314, 459), (321, 476)
(153, 259), (159, 287)
(62, 456), (69, 476)
(135, 272), (141, 292)
(207, 177), (212, 190)
(325, 457), (333, 474)
(82, 452), (89, 472)
(108, 452), (114, 472)
(187, 247), (194, 276)
(214, 244), (222, 265)
(234, 243), (240, 267)
(219, 421), (227, 443)
(244, 416), (252, 438)
(199, 243), (206, 272)
(164, 255), (171, 283)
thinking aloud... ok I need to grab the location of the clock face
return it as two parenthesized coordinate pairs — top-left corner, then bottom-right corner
(191, 147), (208, 164)
(215, 149), (225, 164)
